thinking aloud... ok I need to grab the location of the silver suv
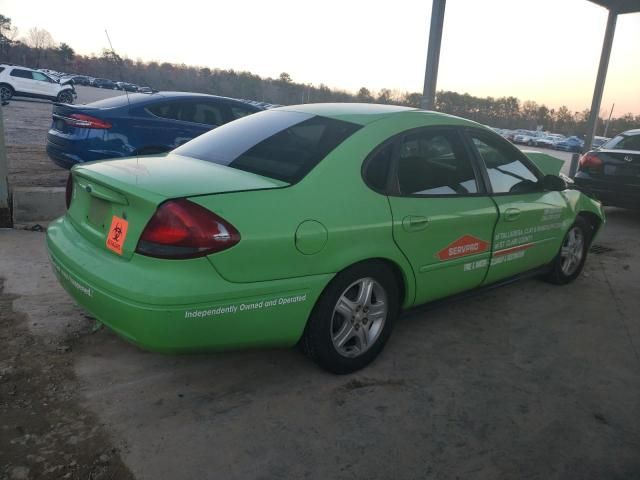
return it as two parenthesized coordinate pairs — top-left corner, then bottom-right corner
(0, 65), (76, 104)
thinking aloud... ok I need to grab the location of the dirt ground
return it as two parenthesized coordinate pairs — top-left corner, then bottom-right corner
(0, 278), (133, 480)
(1, 207), (639, 480)
(2, 87), (125, 188)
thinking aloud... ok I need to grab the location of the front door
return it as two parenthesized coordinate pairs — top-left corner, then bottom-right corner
(385, 128), (498, 306)
(466, 131), (570, 284)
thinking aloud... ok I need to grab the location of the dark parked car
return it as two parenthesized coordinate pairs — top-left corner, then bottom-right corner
(554, 136), (584, 152)
(69, 75), (92, 86)
(574, 129), (640, 209)
(46, 91), (263, 169)
(116, 82), (139, 92)
(92, 78), (117, 89)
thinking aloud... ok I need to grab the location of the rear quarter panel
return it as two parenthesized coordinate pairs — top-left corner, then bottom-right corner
(198, 112), (481, 308)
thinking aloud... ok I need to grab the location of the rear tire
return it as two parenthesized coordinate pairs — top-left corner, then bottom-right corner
(301, 261), (399, 374)
(0, 84), (13, 101)
(544, 217), (591, 285)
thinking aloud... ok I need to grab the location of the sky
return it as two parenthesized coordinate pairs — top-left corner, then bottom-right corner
(2, 0), (640, 115)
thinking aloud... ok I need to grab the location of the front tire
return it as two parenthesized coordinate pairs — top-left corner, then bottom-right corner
(56, 91), (74, 104)
(301, 261), (399, 374)
(544, 217), (590, 285)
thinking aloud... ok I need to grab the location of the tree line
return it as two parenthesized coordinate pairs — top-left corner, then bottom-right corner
(1, 15), (638, 137)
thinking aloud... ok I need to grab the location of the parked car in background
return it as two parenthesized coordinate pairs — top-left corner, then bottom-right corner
(68, 75), (92, 86)
(591, 136), (610, 149)
(513, 131), (545, 146)
(116, 82), (139, 92)
(137, 86), (153, 93)
(0, 64), (76, 103)
(574, 129), (640, 209)
(46, 91), (264, 168)
(92, 78), (117, 89)
(554, 136), (584, 152)
(535, 134), (565, 148)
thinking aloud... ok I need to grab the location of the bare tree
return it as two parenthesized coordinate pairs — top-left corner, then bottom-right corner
(25, 27), (54, 66)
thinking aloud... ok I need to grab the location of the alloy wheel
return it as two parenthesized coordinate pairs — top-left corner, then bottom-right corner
(331, 277), (388, 358)
(560, 226), (585, 276)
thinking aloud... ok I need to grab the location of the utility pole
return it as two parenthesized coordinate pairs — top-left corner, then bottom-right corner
(583, 8), (617, 152)
(0, 100), (11, 227)
(420, 0), (446, 110)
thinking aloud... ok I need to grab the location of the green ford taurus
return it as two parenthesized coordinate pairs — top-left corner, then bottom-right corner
(47, 104), (604, 373)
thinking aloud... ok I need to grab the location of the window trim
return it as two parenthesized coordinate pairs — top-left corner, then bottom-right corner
(463, 127), (545, 196)
(145, 99), (233, 127)
(361, 126), (490, 198)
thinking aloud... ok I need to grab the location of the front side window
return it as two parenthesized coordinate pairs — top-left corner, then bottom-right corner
(470, 134), (539, 194)
(32, 72), (50, 82)
(395, 130), (479, 195)
(174, 110), (361, 183)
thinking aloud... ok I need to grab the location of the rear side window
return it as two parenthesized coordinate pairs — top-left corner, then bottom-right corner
(230, 104), (256, 119)
(470, 134), (540, 194)
(0, 67), (4, 73)
(10, 69), (32, 79)
(395, 130), (479, 195)
(147, 101), (226, 126)
(363, 142), (394, 192)
(174, 110), (361, 183)
(603, 133), (640, 151)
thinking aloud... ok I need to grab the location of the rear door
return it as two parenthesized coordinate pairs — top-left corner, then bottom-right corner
(9, 68), (35, 94)
(466, 130), (569, 284)
(381, 127), (498, 305)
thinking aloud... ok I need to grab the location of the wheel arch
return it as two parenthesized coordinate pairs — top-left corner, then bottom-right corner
(577, 210), (603, 244)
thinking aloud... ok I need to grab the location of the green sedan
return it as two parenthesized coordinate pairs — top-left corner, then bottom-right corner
(47, 104), (604, 374)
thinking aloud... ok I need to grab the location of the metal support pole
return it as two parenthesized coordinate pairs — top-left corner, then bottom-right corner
(0, 101), (11, 227)
(420, 0), (446, 110)
(568, 153), (580, 179)
(583, 9), (617, 152)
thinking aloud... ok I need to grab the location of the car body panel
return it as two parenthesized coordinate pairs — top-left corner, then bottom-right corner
(46, 92), (262, 168)
(47, 105), (605, 354)
(523, 151), (564, 175)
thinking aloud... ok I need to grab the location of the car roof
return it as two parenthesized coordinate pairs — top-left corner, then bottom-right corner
(274, 102), (480, 127)
(85, 91), (263, 109)
(619, 129), (640, 136)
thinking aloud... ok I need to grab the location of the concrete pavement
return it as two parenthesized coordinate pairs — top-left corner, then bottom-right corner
(1, 207), (639, 479)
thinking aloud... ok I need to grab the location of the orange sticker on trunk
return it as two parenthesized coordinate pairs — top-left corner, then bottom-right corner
(106, 215), (129, 255)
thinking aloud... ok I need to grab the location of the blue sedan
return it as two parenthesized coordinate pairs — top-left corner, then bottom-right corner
(554, 136), (584, 153)
(46, 92), (263, 169)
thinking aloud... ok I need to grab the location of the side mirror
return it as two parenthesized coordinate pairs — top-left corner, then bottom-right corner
(542, 174), (567, 192)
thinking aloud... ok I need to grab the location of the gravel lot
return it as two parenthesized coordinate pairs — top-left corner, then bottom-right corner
(2, 86), (126, 188)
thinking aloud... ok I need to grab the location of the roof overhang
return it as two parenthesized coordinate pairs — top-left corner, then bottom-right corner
(588, 0), (640, 14)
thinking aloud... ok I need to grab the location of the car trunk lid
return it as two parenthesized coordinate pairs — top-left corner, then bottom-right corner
(67, 153), (287, 260)
(596, 149), (640, 182)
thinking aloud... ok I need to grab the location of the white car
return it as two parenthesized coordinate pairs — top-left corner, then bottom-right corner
(535, 135), (565, 148)
(513, 131), (542, 145)
(0, 65), (76, 104)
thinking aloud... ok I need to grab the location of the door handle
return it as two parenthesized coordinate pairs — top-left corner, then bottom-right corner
(402, 215), (430, 232)
(504, 208), (521, 222)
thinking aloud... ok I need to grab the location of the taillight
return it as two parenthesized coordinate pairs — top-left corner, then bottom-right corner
(136, 199), (240, 259)
(579, 152), (603, 171)
(65, 173), (73, 209)
(64, 113), (111, 129)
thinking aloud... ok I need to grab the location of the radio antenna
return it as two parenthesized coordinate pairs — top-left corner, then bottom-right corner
(104, 29), (138, 169)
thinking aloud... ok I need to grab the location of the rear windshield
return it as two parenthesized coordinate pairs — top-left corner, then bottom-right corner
(173, 110), (362, 183)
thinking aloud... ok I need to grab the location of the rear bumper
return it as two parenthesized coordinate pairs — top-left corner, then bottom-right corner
(46, 216), (330, 352)
(46, 132), (128, 169)
(574, 174), (640, 209)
